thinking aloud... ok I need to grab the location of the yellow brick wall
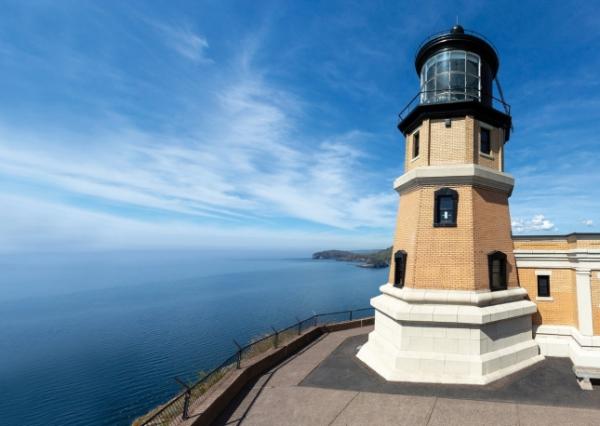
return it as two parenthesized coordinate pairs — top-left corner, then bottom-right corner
(429, 118), (468, 165)
(389, 185), (514, 291)
(472, 187), (519, 289)
(518, 268), (579, 327)
(388, 188), (421, 285)
(592, 271), (600, 335)
(473, 120), (502, 171)
(568, 238), (600, 250)
(404, 122), (429, 171)
(403, 117), (506, 172)
(514, 237), (600, 251)
(513, 239), (571, 251)
(411, 185), (476, 290)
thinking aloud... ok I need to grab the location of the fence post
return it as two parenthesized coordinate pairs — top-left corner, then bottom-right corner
(271, 326), (279, 348)
(233, 339), (243, 369)
(182, 389), (191, 419)
(314, 314), (319, 327)
(295, 316), (302, 335)
(174, 377), (192, 420)
(349, 310), (353, 321)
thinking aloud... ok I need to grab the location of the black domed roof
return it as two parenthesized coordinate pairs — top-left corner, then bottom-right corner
(415, 27), (499, 78)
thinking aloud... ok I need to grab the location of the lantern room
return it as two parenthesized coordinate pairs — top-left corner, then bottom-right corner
(399, 25), (511, 141)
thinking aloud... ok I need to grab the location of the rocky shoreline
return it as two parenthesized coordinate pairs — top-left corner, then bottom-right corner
(312, 247), (391, 268)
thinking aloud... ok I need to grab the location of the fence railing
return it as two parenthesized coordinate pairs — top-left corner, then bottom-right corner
(135, 307), (374, 426)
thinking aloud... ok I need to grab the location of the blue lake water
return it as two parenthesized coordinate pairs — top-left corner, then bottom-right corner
(0, 250), (386, 425)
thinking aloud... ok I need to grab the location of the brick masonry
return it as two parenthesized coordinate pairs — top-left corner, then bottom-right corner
(517, 268), (579, 327)
(591, 271), (600, 335)
(390, 116), (516, 291)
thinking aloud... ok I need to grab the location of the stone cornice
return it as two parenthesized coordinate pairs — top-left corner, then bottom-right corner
(513, 249), (600, 270)
(380, 284), (528, 307)
(393, 164), (515, 196)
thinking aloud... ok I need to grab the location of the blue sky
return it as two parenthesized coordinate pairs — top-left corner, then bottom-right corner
(1, 0), (599, 253)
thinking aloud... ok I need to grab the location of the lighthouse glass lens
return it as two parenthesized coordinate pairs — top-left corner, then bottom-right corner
(437, 58), (450, 73)
(450, 51), (465, 71)
(467, 59), (478, 75)
(436, 73), (450, 90)
(420, 50), (481, 104)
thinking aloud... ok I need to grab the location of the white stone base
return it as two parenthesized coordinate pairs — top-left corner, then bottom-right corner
(535, 325), (600, 369)
(356, 285), (544, 385)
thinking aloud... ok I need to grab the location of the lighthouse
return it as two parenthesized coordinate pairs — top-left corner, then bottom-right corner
(357, 26), (544, 384)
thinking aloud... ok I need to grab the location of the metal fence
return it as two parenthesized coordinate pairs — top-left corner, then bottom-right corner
(135, 307), (374, 426)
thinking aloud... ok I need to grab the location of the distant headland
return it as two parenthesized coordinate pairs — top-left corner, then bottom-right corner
(312, 247), (392, 268)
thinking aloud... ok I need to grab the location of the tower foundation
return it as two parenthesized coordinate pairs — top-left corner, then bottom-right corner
(357, 285), (543, 384)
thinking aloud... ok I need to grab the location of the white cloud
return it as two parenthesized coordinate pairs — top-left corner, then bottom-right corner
(152, 22), (212, 63)
(512, 214), (556, 233)
(583, 219), (594, 227)
(0, 37), (397, 252)
(0, 194), (390, 253)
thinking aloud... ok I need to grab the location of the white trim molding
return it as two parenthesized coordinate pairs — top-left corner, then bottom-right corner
(513, 249), (600, 270)
(393, 164), (514, 196)
(575, 269), (594, 336)
(535, 325), (600, 369)
(514, 248), (600, 368)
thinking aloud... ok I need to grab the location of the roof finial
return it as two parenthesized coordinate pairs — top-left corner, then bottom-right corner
(451, 17), (464, 34)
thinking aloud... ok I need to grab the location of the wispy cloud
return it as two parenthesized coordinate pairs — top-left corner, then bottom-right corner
(583, 219), (594, 227)
(0, 32), (396, 252)
(0, 193), (390, 253)
(151, 21), (213, 63)
(512, 214), (556, 233)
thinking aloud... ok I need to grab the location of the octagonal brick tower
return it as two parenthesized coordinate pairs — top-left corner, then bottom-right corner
(357, 26), (543, 384)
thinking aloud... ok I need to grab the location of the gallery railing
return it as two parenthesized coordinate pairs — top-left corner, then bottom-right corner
(135, 307), (374, 426)
(397, 89), (511, 122)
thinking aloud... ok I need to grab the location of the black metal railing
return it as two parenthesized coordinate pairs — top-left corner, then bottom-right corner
(397, 89), (511, 122)
(135, 307), (374, 426)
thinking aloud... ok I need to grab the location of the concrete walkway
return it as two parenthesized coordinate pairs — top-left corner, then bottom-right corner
(214, 327), (600, 426)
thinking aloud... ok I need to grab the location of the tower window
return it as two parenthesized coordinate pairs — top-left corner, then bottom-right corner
(488, 251), (507, 292)
(480, 127), (491, 155)
(394, 250), (407, 288)
(537, 275), (551, 297)
(434, 188), (458, 227)
(412, 132), (420, 158)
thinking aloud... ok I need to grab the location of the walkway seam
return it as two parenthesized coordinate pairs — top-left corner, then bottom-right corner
(424, 396), (438, 426)
(327, 391), (360, 426)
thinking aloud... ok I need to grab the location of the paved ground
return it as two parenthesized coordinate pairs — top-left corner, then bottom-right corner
(214, 327), (600, 426)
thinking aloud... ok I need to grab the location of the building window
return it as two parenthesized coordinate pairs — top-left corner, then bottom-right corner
(394, 250), (407, 288)
(488, 251), (507, 291)
(434, 188), (458, 227)
(537, 275), (551, 297)
(480, 127), (491, 155)
(412, 132), (420, 159)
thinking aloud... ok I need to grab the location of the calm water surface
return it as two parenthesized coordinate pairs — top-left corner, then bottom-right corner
(0, 250), (386, 425)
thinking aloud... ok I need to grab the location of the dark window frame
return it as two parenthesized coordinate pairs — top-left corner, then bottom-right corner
(434, 187), (458, 227)
(412, 131), (420, 159)
(480, 126), (491, 155)
(488, 251), (507, 292)
(394, 250), (407, 288)
(537, 275), (551, 297)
